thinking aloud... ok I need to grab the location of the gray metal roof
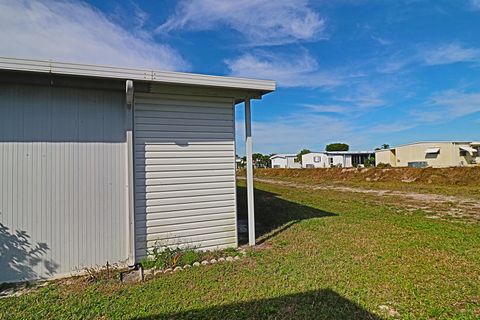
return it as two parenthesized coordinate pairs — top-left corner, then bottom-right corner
(0, 57), (276, 93)
(270, 154), (297, 159)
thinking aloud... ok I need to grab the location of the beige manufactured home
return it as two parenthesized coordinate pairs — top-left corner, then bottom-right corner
(375, 141), (480, 168)
(0, 57), (275, 283)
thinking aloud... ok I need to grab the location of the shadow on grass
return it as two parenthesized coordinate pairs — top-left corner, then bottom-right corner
(131, 288), (381, 320)
(236, 186), (337, 245)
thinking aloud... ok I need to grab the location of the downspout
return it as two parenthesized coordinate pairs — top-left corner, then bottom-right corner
(125, 80), (136, 264)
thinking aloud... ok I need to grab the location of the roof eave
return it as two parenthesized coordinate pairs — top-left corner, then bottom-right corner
(0, 56), (276, 95)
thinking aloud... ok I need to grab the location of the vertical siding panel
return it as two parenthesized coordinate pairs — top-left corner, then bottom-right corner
(111, 94), (117, 261)
(0, 118), (4, 228)
(0, 83), (128, 282)
(13, 93), (19, 234)
(74, 116), (80, 270)
(102, 93), (108, 264)
(106, 94), (112, 262)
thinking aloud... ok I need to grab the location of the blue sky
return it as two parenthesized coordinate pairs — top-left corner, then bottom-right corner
(1, 0), (479, 155)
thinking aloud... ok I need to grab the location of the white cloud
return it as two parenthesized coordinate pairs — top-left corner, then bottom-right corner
(157, 0), (326, 46)
(469, 0), (480, 10)
(378, 43), (480, 73)
(0, 0), (188, 70)
(337, 92), (386, 109)
(225, 51), (345, 88)
(303, 104), (349, 114)
(367, 123), (416, 134)
(370, 35), (392, 46)
(377, 58), (412, 74)
(423, 43), (480, 65)
(304, 88), (386, 115)
(412, 90), (480, 123)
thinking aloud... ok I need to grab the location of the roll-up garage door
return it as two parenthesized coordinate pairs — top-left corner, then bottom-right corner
(134, 93), (237, 259)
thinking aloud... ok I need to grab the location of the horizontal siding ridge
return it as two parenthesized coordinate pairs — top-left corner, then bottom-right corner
(137, 199), (235, 213)
(136, 205), (235, 220)
(136, 219), (236, 236)
(137, 188), (235, 201)
(140, 213), (235, 227)
(138, 227), (237, 242)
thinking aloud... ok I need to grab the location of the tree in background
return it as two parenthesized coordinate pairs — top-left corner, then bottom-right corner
(252, 153), (270, 168)
(364, 156), (376, 167)
(325, 143), (349, 151)
(296, 149), (311, 163)
(375, 144), (390, 151)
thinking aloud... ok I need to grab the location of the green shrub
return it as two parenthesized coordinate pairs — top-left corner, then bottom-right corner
(376, 162), (392, 168)
(364, 156), (376, 167)
(139, 258), (155, 270)
(178, 249), (200, 265)
(223, 247), (239, 257)
(151, 245), (183, 269)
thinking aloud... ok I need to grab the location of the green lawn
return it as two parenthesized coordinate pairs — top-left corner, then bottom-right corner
(0, 180), (479, 319)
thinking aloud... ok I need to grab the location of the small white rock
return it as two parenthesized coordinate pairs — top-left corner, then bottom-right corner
(183, 264), (191, 269)
(225, 256), (234, 262)
(144, 273), (154, 281)
(201, 260), (209, 265)
(234, 256), (240, 260)
(218, 257), (225, 262)
(379, 305), (400, 318)
(192, 262), (201, 267)
(144, 268), (154, 275)
(173, 266), (183, 272)
(389, 310), (400, 318)
(210, 259), (217, 264)
(164, 268), (173, 273)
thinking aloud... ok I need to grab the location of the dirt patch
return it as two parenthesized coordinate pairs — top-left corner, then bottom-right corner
(247, 177), (480, 223)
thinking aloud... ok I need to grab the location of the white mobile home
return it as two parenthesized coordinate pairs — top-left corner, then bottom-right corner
(0, 57), (275, 283)
(270, 154), (301, 168)
(302, 151), (374, 168)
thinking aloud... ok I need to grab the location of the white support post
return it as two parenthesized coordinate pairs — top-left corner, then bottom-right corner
(245, 98), (255, 246)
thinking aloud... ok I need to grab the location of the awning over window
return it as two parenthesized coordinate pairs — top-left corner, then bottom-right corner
(425, 148), (440, 154)
(459, 146), (477, 153)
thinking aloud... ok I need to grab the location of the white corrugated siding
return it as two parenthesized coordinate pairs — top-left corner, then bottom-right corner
(134, 93), (237, 259)
(0, 83), (128, 282)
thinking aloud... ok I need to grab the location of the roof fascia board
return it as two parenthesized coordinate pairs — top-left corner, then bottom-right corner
(0, 57), (275, 93)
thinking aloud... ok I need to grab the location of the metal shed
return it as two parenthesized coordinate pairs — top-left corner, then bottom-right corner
(0, 57), (275, 282)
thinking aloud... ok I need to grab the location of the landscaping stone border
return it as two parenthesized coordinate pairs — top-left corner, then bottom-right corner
(143, 249), (247, 281)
